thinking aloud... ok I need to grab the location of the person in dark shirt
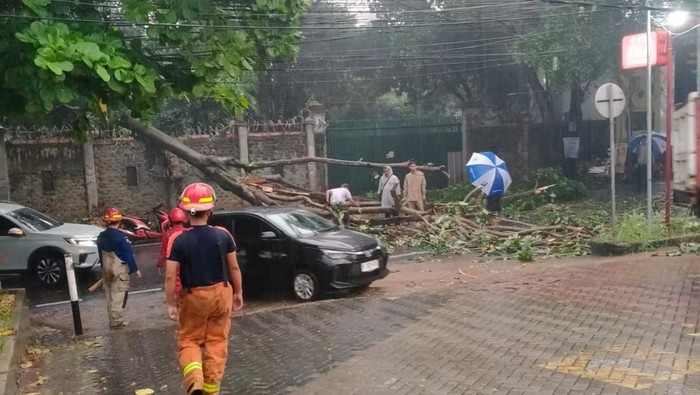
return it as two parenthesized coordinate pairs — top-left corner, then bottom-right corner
(165, 183), (243, 395)
(96, 207), (140, 329)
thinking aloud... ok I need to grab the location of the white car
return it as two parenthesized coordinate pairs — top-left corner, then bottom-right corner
(0, 201), (103, 285)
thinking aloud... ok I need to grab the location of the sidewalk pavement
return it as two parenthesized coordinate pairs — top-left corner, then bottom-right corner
(21, 253), (700, 394)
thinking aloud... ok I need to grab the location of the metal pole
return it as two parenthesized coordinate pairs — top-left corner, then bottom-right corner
(665, 36), (673, 225)
(64, 254), (83, 336)
(608, 84), (617, 228)
(646, 9), (654, 231)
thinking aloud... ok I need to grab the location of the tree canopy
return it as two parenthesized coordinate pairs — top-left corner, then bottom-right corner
(0, 0), (310, 122)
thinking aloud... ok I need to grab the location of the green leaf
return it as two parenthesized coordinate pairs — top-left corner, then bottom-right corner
(55, 87), (74, 104)
(114, 69), (133, 83)
(95, 65), (111, 82)
(240, 58), (253, 71)
(108, 56), (131, 69)
(192, 83), (207, 97)
(22, 0), (51, 17)
(14, 32), (35, 44)
(47, 62), (64, 75)
(135, 74), (156, 93)
(56, 61), (73, 72)
(107, 78), (126, 93)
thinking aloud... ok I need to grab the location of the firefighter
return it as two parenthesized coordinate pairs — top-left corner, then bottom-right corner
(157, 208), (187, 295)
(165, 183), (244, 395)
(96, 207), (141, 329)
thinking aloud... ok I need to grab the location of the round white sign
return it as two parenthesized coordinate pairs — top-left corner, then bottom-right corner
(595, 83), (626, 119)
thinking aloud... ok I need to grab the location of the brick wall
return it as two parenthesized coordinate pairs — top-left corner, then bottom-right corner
(249, 132), (308, 188)
(7, 139), (87, 221)
(93, 138), (170, 218)
(6, 129), (318, 222)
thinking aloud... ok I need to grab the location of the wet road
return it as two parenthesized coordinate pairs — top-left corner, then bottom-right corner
(2, 243), (162, 307)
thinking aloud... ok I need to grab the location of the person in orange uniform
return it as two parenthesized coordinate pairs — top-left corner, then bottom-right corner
(157, 208), (188, 295)
(165, 183), (244, 395)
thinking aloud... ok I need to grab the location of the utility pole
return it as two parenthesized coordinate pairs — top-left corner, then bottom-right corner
(646, 6), (654, 232)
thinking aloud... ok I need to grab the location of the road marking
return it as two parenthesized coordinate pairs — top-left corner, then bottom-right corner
(390, 251), (425, 260)
(129, 288), (162, 295)
(540, 343), (700, 389)
(35, 299), (83, 308)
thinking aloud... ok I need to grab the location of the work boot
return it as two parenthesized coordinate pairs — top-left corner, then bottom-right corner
(187, 382), (203, 395)
(109, 321), (128, 329)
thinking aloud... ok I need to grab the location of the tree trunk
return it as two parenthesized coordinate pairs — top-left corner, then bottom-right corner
(120, 117), (274, 205)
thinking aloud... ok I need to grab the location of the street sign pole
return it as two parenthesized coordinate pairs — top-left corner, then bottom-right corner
(595, 83), (626, 229)
(608, 84), (617, 228)
(646, 8), (654, 232)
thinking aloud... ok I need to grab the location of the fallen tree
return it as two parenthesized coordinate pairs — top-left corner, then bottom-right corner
(120, 117), (448, 207)
(120, 118), (592, 261)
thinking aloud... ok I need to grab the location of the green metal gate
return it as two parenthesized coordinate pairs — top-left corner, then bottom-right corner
(326, 117), (462, 194)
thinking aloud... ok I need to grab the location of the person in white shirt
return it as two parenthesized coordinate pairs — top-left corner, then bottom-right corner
(634, 139), (651, 190)
(326, 184), (357, 226)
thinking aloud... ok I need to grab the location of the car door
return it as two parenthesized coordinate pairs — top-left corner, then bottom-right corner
(0, 215), (27, 271)
(231, 214), (291, 288)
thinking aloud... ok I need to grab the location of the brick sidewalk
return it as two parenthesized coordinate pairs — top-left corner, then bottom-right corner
(22, 254), (700, 394)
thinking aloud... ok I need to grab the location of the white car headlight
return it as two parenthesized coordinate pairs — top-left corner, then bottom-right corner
(65, 238), (97, 247)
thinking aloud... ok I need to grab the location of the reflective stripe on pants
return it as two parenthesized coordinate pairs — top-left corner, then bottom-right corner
(178, 282), (233, 393)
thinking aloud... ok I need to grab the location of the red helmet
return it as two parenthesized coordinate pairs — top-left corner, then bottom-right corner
(103, 207), (123, 223)
(168, 208), (186, 224)
(179, 183), (216, 213)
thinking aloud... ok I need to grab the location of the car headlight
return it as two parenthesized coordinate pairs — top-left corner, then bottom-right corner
(65, 238), (97, 247)
(322, 249), (353, 260)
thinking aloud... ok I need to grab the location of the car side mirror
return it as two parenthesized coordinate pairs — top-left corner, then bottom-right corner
(260, 231), (276, 239)
(8, 228), (25, 238)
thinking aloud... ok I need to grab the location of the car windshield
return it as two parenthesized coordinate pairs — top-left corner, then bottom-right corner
(266, 211), (337, 237)
(6, 208), (62, 232)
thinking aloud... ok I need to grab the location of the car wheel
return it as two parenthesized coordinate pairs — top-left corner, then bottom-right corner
(292, 269), (320, 302)
(32, 253), (66, 286)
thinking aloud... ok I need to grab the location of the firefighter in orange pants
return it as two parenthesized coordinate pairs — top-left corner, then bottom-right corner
(165, 183), (244, 395)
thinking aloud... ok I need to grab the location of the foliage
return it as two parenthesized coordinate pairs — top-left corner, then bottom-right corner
(428, 167), (587, 212)
(600, 210), (700, 245)
(506, 167), (587, 212)
(516, 5), (621, 92)
(427, 182), (473, 203)
(0, 0), (310, 125)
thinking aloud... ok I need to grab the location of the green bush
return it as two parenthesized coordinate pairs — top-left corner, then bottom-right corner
(507, 167), (587, 212)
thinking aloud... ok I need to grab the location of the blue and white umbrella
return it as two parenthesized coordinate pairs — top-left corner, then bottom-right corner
(628, 132), (666, 157)
(465, 151), (512, 196)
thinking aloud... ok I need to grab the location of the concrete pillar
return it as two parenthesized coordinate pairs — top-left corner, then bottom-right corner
(305, 117), (318, 191)
(520, 113), (531, 171)
(0, 129), (9, 201)
(237, 123), (249, 176)
(83, 138), (98, 213)
(308, 101), (327, 190)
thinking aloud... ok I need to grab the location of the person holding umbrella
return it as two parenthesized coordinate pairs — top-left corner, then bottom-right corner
(466, 151), (512, 224)
(628, 132), (666, 191)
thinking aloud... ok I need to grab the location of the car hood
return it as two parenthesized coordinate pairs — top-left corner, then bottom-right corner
(40, 223), (103, 238)
(298, 229), (378, 251)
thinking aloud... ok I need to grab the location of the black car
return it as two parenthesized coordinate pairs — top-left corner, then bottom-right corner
(209, 207), (389, 301)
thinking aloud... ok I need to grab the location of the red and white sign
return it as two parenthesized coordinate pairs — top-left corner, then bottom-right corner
(621, 30), (670, 70)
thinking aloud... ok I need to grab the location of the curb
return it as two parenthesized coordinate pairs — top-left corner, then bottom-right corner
(589, 234), (700, 256)
(0, 289), (29, 395)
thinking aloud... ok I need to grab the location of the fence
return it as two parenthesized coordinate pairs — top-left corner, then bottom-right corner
(326, 117), (462, 194)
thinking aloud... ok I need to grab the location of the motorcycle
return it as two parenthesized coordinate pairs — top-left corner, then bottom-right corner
(118, 203), (168, 242)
